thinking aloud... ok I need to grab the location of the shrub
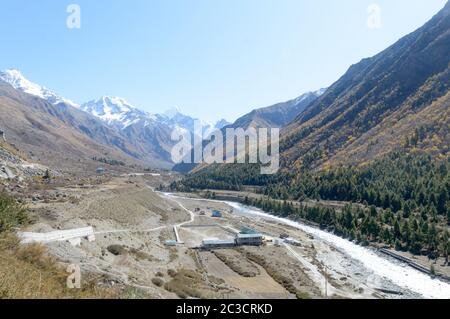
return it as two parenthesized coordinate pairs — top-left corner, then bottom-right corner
(0, 193), (28, 232)
(296, 291), (311, 299)
(0, 233), (121, 298)
(164, 269), (205, 299)
(107, 245), (127, 256)
(151, 277), (164, 287)
(167, 269), (177, 277)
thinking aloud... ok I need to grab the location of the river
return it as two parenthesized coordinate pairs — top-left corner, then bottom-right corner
(167, 193), (450, 299)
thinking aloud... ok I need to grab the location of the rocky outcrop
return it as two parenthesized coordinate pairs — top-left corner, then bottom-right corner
(0, 145), (48, 180)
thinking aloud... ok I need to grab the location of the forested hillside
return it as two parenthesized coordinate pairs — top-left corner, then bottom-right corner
(173, 151), (449, 258)
(281, 2), (449, 169)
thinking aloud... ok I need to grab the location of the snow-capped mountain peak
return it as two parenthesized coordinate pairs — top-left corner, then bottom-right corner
(80, 96), (157, 129)
(314, 87), (327, 96)
(0, 69), (79, 107)
(96, 96), (136, 115)
(0, 68), (230, 139)
(162, 106), (182, 120)
(293, 88), (327, 104)
(214, 119), (231, 129)
(159, 107), (230, 137)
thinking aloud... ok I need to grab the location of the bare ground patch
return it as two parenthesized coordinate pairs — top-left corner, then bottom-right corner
(213, 249), (260, 277)
(238, 246), (321, 299)
(163, 268), (231, 299)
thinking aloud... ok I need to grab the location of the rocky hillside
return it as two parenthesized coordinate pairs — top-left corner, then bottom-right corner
(0, 135), (51, 184)
(281, 2), (449, 169)
(0, 82), (151, 172)
(227, 89), (325, 130)
(0, 70), (231, 170)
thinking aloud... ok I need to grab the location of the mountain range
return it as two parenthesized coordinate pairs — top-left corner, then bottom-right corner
(182, 1), (449, 180)
(1, 2), (448, 176)
(0, 69), (230, 170)
(281, 1), (449, 169)
(0, 67), (325, 172)
(227, 89), (326, 130)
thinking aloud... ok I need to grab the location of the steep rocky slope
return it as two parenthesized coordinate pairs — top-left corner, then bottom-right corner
(281, 2), (449, 169)
(0, 82), (148, 172)
(228, 89), (325, 130)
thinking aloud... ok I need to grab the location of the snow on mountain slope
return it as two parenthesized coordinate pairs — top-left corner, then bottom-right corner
(0, 68), (230, 142)
(81, 99), (228, 136)
(293, 88), (327, 104)
(0, 69), (79, 107)
(80, 96), (158, 129)
(228, 88), (327, 130)
(0, 68), (231, 167)
(158, 107), (228, 137)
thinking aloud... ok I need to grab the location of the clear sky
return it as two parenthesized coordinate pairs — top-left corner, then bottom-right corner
(0, 0), (447, 122)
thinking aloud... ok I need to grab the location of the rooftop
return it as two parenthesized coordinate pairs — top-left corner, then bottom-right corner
(236, 233), (263, 239)
(202, 239), (236, 245)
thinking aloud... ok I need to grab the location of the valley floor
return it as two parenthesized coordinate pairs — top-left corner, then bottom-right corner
(14, 174), (449, 299)
(192, 189), (450, 280)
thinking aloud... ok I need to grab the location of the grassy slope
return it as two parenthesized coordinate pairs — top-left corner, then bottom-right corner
(0, 192), (134, 299)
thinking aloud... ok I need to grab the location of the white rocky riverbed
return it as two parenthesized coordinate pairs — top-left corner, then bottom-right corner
(170, 194), (450, 299)
(227, 201), (450, 299)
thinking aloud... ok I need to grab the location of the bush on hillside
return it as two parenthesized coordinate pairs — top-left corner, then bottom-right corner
(0, 192), (28, 232)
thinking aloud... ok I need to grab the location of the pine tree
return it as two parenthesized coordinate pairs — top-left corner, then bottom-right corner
(394, 219), (401, 239)
(437, 188), (448, 215)
(439, 231), (449, 264)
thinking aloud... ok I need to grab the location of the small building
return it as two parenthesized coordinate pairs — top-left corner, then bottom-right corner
(235, 233), (263, 246)
(202, 238), (236, 249)
(165, 240), (177, 247)
(211, 210), (222, 218)
(96, 167), (105, 174)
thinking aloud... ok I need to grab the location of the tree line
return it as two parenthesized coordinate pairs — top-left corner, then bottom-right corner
(243, 196), (448, 261)
(172, 151), (449, 260)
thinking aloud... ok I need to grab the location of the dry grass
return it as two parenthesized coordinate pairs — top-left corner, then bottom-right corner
(0, 232), (122, 299)
(129, 248), (158, 262)
(0, 141), (29, 161)
(106, 244), (157, 262)
(164, 269), (206, 299)
(0, 192), (29, 232)
(164, 269), (226, 299)
(168, 247), (178, 262)
(238, 248), (311, 299)
(213, 250), (260, 277)
(151, 277), (165, 287)
(158, 228), (172, 243)
(81, 188), (186, 226)
(107, 244), (127, 256)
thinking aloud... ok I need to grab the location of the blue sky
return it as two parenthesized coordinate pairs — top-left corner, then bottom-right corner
(0, 0), (446, 122)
